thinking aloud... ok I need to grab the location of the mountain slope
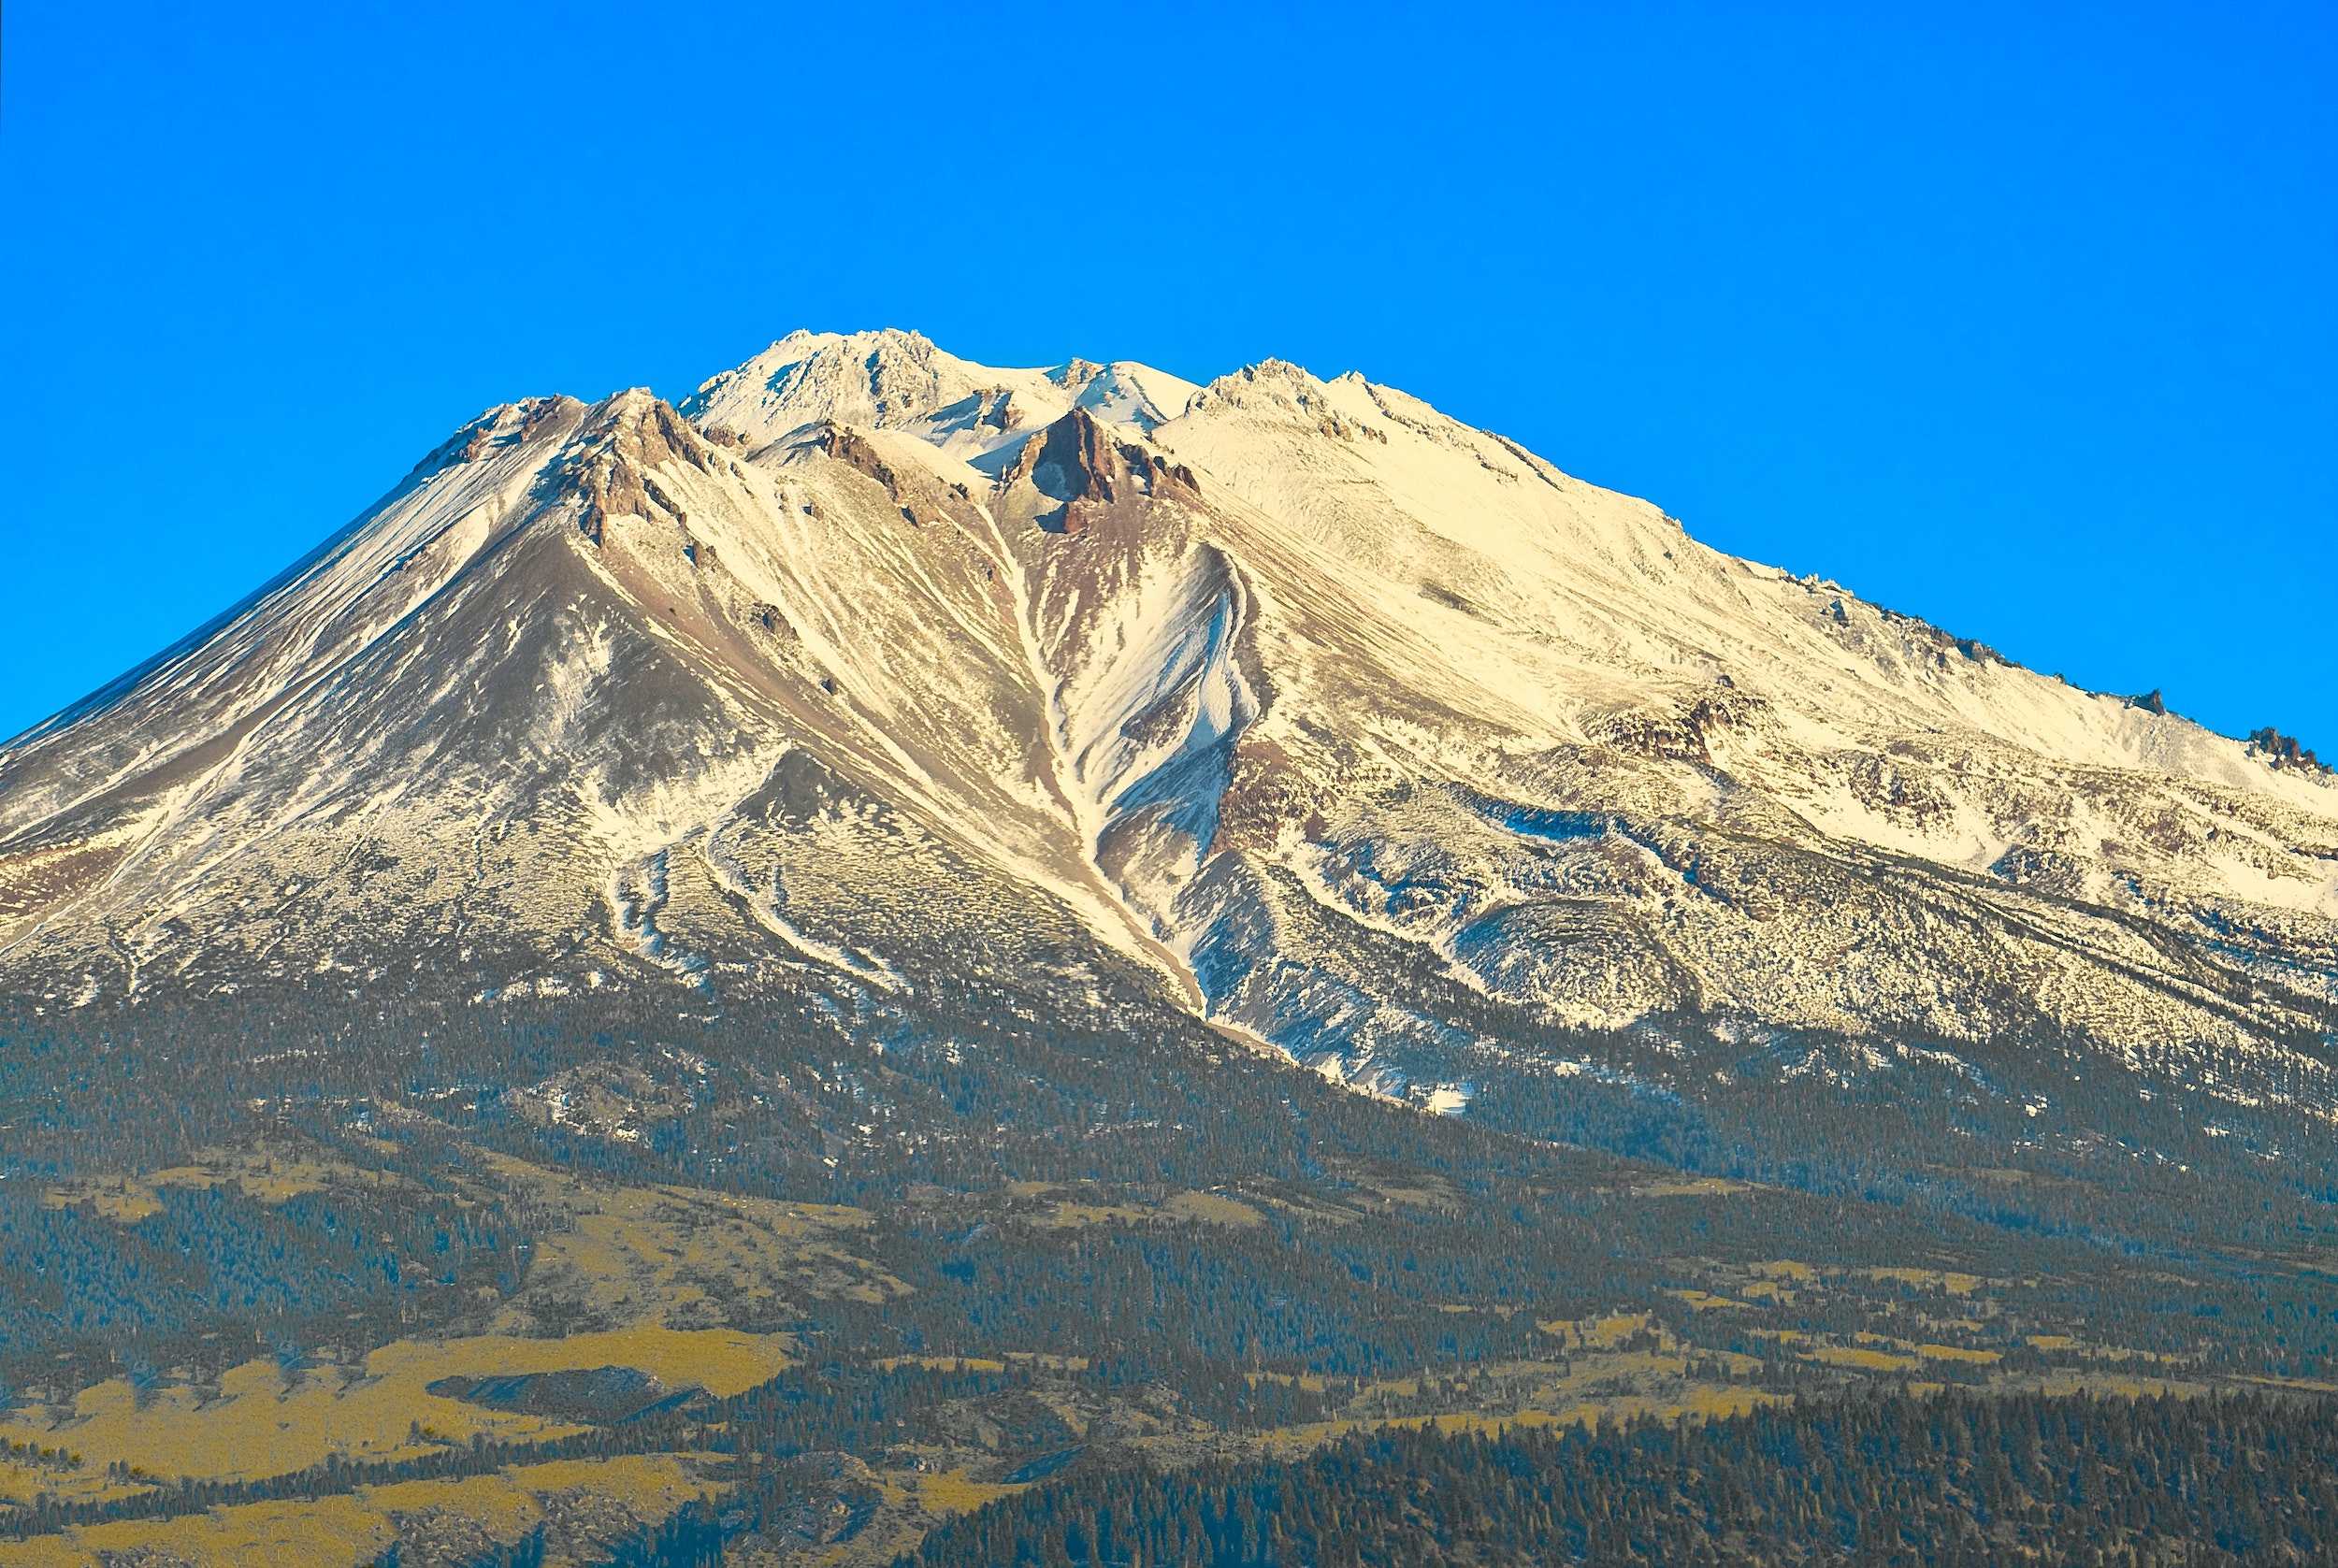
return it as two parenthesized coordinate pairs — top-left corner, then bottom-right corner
(3, 327), (2333, 1164)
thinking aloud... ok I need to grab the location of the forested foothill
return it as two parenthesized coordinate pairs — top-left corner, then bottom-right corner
(3, 964), (2334, 1563)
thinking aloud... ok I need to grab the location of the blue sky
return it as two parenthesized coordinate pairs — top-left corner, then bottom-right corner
(3, 2), (2331, 749)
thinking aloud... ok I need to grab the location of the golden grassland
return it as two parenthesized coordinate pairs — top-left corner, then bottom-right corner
(0, 1462), (152, 1513)
(2239, 1373), (2338, 1393)
(1568, 1312), (1656, 1350)
(909, 1466), (1026, 1515)
(2004, 1372), (2213, 1400)
(1700, 1257), (2004, 1302)
(39, 1143), (420, 1225)
(1032, 1201), (1154, 1229)
(0, 1327), (791, 1485)
(1159, 1191), (1264, 1228)
(1245, 1372), (1329, 1392)
(469, 1151), (907, 1332)
(1244, 1189), (1364, 1227)
(29, 1135), (912, 1340)
(1806, 1345), (1925, 1373)
(1632, 1177), (1757, 1198)
(1017, 1186), (1266, 1232)
(1070, 1165), (1458, 1228)
(1003, 1353), (1090, 1374)
(0, 1452), (718, 1568)
(1353, 1174), (1462, 1210)
(1866, 1266), (1991, 1296)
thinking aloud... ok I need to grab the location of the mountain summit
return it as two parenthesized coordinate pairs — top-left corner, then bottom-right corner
(4, 328), (2332, 1144)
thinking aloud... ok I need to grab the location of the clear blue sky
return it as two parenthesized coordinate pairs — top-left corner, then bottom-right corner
(4, 2), (2331, 750)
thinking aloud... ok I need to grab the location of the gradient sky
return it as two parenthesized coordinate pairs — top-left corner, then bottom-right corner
(3, 2), (2331, 750)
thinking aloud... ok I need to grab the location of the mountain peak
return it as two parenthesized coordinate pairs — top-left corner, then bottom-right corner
(681, 331), (1202, 461)
(681, 327), (1031, 449)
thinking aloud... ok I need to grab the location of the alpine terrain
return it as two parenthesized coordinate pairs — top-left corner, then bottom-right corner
(3, 330), (2334, 1566)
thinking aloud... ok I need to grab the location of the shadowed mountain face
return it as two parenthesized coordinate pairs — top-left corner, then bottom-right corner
(4, 327), (2334, 1166)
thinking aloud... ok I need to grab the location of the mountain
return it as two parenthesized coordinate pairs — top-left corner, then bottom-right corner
(6, 328), (2331, 1135)
(6, 328), (2337, 1564)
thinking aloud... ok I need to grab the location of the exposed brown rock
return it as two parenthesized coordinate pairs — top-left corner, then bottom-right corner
(2250, 726), (2330, 773)
(1591, 690), (1768, 764)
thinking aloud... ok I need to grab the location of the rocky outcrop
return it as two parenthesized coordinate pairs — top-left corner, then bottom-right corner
(2250, 726), (2329, 773)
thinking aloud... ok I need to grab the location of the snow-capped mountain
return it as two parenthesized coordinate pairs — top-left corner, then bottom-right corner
(4, 327), (2333, 1135)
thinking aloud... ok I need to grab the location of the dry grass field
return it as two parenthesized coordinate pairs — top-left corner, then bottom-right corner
(0, 1326), (791, 1485)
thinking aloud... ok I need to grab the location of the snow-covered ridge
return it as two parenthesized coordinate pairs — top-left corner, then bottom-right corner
(681, 328), (1198, 461)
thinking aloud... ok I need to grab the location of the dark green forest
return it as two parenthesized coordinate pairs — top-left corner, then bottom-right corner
(908, 1391), (2338, 1567)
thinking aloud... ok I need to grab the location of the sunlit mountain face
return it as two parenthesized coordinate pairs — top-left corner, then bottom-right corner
(7, 328), (2331, 1131)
